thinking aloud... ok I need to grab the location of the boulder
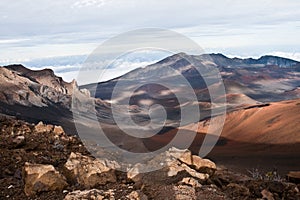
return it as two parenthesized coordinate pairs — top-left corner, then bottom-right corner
(128, 160), (208, 184)
(64, 189), (105, 200)
(23, 162), (67, 196)
(190, 156), (216, 176)
(127, 148), (212, 185)
(168, 148), (216, 175)
(64, 152), (117, 188)
(168, 148), (193, 165)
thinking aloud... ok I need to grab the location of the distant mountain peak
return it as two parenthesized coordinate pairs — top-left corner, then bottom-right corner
(173, 52), (189, 57)
(252, 55), (299, 67)
(209, 53), (229, 58)
(5, 64), (55, 76)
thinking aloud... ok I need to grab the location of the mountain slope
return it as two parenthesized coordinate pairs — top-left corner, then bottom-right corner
(144, 98), (300, 174)
(0, 65), (87, 134)
(83, 53), (300, 104)
(191, 99), (300, 144)
(0, 65), (75, 108)
(146, 98), (300, 150)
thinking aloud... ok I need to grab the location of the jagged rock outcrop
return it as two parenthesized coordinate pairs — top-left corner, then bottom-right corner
(127, 147), (215, 186)
(167, 148), (216, 175)
(0, 65), (79, 108)
(0, 67), (45, 107)
(5, 65), (75, 95)
(0, 65), (103, 135)
(23, 162), (68, 196)
(64, 152), (117, 188)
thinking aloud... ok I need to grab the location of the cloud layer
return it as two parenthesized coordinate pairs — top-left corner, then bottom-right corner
(0, 0), (299, 82)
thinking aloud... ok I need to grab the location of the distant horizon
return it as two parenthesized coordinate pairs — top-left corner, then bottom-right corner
(1, 1), (300, 84)
(1, 51), (299, 86)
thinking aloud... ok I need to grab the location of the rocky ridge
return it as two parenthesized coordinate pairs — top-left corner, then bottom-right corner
(0, 65), (78, 108)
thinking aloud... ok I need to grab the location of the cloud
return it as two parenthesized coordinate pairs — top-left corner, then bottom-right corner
(0, 0), (299, 82)
(55, 60), (163, 85)
(0, 49), (171, 85)
(267, 52), (300, 62)
(0, 38), (30, 44)
(72, 0), (112, 8)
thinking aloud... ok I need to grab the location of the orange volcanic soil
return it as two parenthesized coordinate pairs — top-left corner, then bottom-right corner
(146, 98), (300, 148)
(143, 99), (300, 174)
(196, 99), (300, 144)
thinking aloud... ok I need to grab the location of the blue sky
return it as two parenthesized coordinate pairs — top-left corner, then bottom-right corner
(1, 0), (300, 84)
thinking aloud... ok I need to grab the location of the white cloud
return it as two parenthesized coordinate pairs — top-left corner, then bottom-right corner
(0, 38), (30, 44)
(0, 0), (299, 82)
(72, 0), (112, 8)
(267, 52), (300, 62)
(54, 60), (158, 85)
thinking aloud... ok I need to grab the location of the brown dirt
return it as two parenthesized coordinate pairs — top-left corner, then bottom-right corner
(0, 116), (134, 200)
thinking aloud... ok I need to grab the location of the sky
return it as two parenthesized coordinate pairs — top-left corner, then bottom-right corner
(0, 0), (300, 84)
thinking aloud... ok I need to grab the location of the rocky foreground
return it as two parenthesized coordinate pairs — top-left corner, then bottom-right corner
(0, 116), (299, 200)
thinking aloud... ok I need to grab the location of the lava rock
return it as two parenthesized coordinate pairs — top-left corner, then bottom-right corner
(23, 162), (68, 196)
(64, 152), (117, 188)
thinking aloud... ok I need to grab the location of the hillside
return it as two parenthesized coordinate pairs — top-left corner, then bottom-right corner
(83, 53), (300, 103)
(146, 98), (300, 174)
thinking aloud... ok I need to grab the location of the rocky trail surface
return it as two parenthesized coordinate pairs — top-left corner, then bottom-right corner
(0, 116), (299, 200)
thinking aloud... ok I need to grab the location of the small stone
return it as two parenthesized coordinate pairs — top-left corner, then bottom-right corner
(53, 125), (65, 136)
(64, 189), (105, 200)
(180, 177), (202, 188)
(34, 121), (53, 133)
(174, 185), (196, 200)
(126, 191), (148, 200)
(12, 135), (26, 148)
(261, 189), (275, 200)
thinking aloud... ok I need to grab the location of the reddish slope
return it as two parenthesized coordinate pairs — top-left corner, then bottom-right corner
(193, 99), (300, 144)
(148, 99), (300, 148)
(144, 99), (300, 174)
